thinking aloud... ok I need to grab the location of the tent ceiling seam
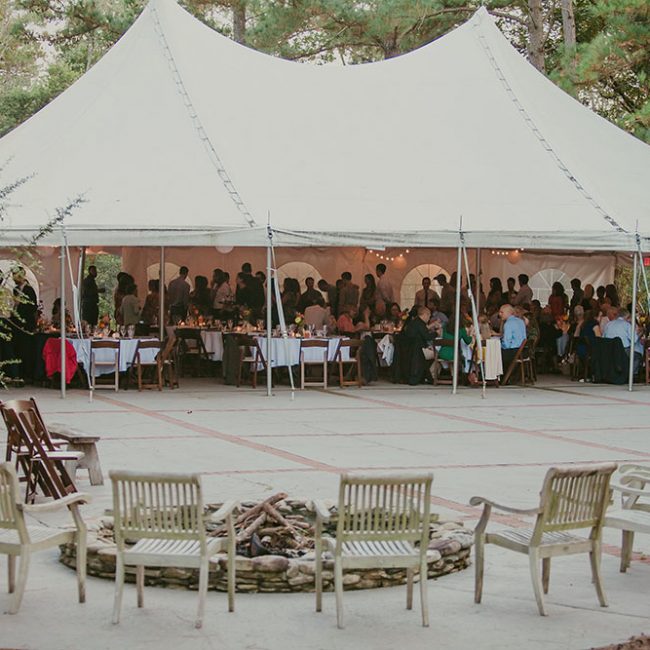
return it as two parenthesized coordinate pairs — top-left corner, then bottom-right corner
(472, 16), (626, 235)
(149, 2), (257, 229)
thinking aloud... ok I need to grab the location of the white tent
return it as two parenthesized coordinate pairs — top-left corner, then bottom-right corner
(0, 0), (648, 250)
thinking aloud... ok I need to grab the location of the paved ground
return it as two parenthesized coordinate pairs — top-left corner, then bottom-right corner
(2, 378), (650, 650)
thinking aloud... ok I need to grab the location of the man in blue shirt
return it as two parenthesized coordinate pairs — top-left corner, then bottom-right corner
(499, 304), (527, 370)
(603, 307), (643, 373)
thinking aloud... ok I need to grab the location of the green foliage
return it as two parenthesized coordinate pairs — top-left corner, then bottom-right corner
(85, 252), (121, 320)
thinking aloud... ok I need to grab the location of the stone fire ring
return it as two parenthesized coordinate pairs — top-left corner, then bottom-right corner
(59, 504), (473, 594)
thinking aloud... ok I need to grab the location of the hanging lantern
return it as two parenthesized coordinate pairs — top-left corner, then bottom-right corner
(215, 246), (234, 254)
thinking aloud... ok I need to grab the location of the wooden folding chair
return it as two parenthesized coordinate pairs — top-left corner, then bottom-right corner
(500, 339), (534, 386)
(236, 335), (267, 388)
(159, 337), (179, 389)
(336, 339), (362, 387)
(1, 399), (81, 502)
(174, 328), (211, 377)
(90, 339), (120, 391)
(132, 339), (163, 391)
(431, 338), (455, 386)
(300, 339), (329, 389)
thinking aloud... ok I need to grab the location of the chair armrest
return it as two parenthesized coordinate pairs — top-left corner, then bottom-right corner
(619, 464), (650, 475)
(469, 496), (540, 516)
(313, 499), (333, 523)
(208, 500), (239, 522)
(19, 493), (92, 513)
(610, 483), (650, 499)
(620, 472), (650, 486)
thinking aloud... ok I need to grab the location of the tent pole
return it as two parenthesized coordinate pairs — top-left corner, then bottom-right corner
(60, 243), (66, 399)
(159, 246), (165, 341)
(628, 251), (638, 392)
(476, 248), (482, 296)
(452, 245), (462, 395)
(266, 239), (273, 397)
(78, 246), (86, 317)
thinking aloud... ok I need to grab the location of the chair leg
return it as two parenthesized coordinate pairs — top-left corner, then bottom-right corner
(8, 554), (16, 593)
(136, 565), (145, 608)
(315, 534), (323, 612)
(227, 534), (236, 613)
(406, 568), (413, 610)
(474, 534), (484, 604)
(542, 558), (550, 594)
(8, 551), (30, 614)
(590, 541), (608, 607)
(112, 555), (125, 624)
(620, 530), (634, 573)
(420, 556), (430, 627)
(196, 556), (209, 629)
(77, 529), (87, 604)
(529, 551), (547, 616)
(137, 363), (142, 391)
(338, 359), (344, 388)
(323, 361), (328, 389)
(335, 561), (344, 629)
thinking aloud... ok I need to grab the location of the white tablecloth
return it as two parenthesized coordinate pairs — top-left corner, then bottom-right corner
(69, 338), (158, 377)
(482, 338), (504, 380)
(201, 331), (224, 361)
(253, 336), (348, 368)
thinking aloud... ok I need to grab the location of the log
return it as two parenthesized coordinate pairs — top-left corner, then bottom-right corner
(235, 492), (287, 525)
(236, 513), (266, 543)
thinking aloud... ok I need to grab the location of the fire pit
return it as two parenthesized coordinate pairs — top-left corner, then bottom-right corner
(59, 494), (473, 594)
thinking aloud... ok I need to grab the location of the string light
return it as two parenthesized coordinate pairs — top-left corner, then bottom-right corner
(367, 248), (411, 264)
(491, 248), (524, 256)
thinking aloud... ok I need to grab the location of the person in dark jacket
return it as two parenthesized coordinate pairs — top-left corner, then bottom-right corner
(404, 306), (434, 384)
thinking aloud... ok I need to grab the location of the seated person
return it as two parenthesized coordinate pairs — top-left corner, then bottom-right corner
(437, 315), (473, 363)
(429, 297), (449, 329)
(478, 314), (497, 340)
(336, 305), (370, 335)
(51, 298), (73, 330)
(602, 307), (643, 373)
(388, 302), (403, 326)
(304, 296), (330, 330)
(499, 304), (526, 369)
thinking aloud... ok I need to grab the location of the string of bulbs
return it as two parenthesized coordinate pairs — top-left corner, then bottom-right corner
(491, 248), (525, 256)
(367, 249), (410, 262)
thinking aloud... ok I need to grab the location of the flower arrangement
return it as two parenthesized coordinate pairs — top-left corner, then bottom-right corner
(400, 310), (409, 322)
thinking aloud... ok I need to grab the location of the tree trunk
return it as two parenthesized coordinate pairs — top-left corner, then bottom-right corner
(233, 1), (246, 45)
(526, 0), (546, 73)
(561, 0), (577, 68)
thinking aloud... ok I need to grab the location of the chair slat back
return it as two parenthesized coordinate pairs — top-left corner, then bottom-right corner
(301, 339), (329, 349)
(110, 471), (206, 548)
(0, 463), (24, 538)
(91, 340), (120, 349)
(534, 464), (616, 538)
(336, 472), (432, 546)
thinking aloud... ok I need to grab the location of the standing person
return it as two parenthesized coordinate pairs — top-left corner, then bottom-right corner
(318, 279), (338, 316)
(168, 266), (190, 323)
(114, 272), (133, 325)
(189, 275), (212, 317)
(339, 272), (359, 311)
(298, 277), (321, 313)
(513, 274), (532, 307)
(506, 277), (517, 304)
(569, 278), (584, 313)
(359, 274), (378, 316)
(548, 281), (568, 320)
(141, 279), (160, 326)
(375, 263), (394, 308)
(604, 284), (620, 308)
(11, 267), (37, 382)
(119, 283), (141, 327)
(437, 274), (454, 316)
(81, 264), (104, 327)
(414, 277), (438, 311)
(212, 270), (233, 317)
(485, 277), (504, 316)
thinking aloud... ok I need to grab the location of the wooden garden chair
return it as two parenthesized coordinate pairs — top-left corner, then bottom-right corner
(1, 399), (81, 502)
(159, 336), (179, 389)
(604, 464), (650, 573)
(431, 338), (456, 386)
(299, 339), (329, 389)
(336, 339), (362, 387)
(0, 462), (90, 614)
(110, 470), (237, 629)
(471, 463), (617, 616)
(314, 471), (433, 628)
(174, 328), (211, 377)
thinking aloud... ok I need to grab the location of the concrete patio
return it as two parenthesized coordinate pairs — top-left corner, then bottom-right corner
(2, 379), (650, 650)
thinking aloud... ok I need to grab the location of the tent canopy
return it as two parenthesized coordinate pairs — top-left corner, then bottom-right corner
(0, 0), (648, 250)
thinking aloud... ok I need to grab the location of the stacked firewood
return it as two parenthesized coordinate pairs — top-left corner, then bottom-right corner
(208, 492), (315, 558)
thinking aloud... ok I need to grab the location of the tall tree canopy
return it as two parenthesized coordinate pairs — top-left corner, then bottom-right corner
(0, 0), (648, 142)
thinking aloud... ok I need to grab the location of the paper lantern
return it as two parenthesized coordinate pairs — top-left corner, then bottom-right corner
(216, 246), (234, 254)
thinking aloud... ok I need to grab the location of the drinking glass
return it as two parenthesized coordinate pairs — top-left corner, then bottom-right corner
(227, 319), (233, 331)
